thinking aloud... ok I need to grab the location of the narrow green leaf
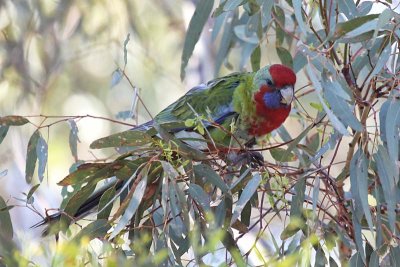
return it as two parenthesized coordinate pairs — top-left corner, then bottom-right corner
(97, 184), (116, 220)
(109, 174), (148, 240)
(250, 45), (261, 72)
(230, 173), (261, 225)
(334, 14), (379, 38)
(180, 0), (214, 80)
(90, 130), (152, 149)
(26, 184), (40, 204)
(25, 130), (41, 183)
(0, 196), (13, 240)
(58, 163), (107, 186)
(0, 115), (29, 126)
(71, 219), (110, 243)
(290, 177), (306, 219)
(36, 135), (48, 182)
(0, 126), (9, 144)
(193, 164), (229, 193)
(61, 182), (97, 229)
(270, 147), (297, 162)
(276, 47), (293, 68)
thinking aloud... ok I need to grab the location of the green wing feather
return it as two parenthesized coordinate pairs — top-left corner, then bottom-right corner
(155, 72), (253, 125)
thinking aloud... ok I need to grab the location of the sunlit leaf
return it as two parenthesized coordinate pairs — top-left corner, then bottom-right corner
(270, 147), (297, 162)
(58, 163), (108, 186)
(180, 0), (214, 80)
(334, 14), (379, 38)
(71, 219), (110, 243)
(61, 182), (97, 229)
(0, 115), (29, 126)
(90, 130), (152, 149)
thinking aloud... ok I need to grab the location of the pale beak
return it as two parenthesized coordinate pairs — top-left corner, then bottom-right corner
(280, 85), (294, 105)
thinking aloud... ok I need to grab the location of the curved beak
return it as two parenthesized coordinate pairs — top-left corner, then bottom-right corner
(280, 85), (294, 105)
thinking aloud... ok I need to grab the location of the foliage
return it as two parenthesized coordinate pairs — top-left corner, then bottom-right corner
(1, 0), (400, 266)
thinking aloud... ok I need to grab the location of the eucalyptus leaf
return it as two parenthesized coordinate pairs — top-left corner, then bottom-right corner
(373, 145), (397, 232)
(188, 184), (210, 212)
(180, 0), (214, 80)
(68, 119), (80, 160)
(0, 126), (9, 145)
(0, 115), (30, 126)
(25, 130), (41, 183)
(109, 174), (148, 240)
(0, 196), (13, 240)
(90, 130), (152, 149)
(230, 172), (261, 225)
(36, 135), (48, 182)
(71, 219), (110, 243)
(111, 68), (123, 88)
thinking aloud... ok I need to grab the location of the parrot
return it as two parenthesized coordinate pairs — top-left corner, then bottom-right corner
(137, 63), (296, 146)
(34, 64), (296, 233)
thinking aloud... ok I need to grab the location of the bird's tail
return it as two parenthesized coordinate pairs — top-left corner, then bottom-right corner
(32, 179), (125, 235)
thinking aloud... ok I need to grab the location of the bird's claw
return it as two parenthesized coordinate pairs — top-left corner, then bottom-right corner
(228, 150), (264, 167)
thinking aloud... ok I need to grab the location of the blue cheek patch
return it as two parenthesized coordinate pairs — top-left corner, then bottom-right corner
(263, 91), (281, 109)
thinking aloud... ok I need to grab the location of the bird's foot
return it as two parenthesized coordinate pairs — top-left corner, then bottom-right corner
(227, 150), (264, 168)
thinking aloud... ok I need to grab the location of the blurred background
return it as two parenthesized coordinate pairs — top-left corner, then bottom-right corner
(1, 0), (397, 263)
(0, 0), (291, 240)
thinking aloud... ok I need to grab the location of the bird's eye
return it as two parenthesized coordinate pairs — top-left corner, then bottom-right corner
(266, 79), (273, 86)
